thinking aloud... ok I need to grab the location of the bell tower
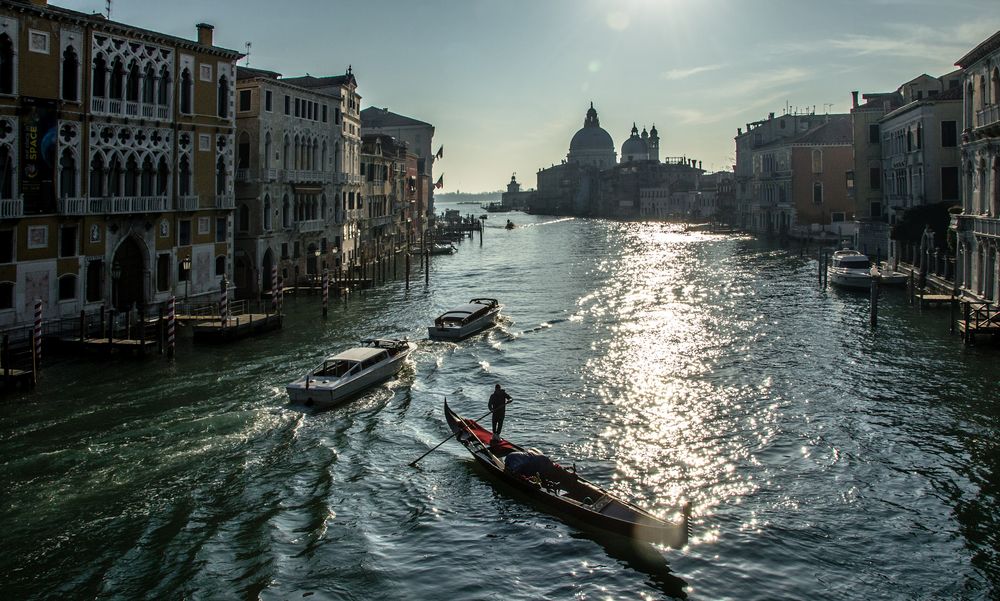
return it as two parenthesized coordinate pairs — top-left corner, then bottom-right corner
(649, 124), (660, 162)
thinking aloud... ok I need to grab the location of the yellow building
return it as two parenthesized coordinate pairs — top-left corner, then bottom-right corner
(0, 0), (241, 327)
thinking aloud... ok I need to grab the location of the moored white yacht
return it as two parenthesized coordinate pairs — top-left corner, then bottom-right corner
(286, 338), (415, 408)
(829, 249), (872, 289)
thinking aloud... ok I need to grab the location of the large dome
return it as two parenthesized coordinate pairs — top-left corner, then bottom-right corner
(570, 125), (614, 152)
(566, 103), (617, 169)
(621, 136), (648, 157)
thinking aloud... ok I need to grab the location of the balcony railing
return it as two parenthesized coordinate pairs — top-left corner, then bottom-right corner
(215, 194), (235, 209)
(91, 96), (171, 121)
(973, 217), (1000, 237)
(0, 198), (23, 218)
(264, 168), (278, 182)
(57, 197), (87, 215)
(88, 196), (170, 214)
(284, 170), (333, 183)
(176, 195), (200, 211)
(236, 168), (250, 182)
(975, 104), (1000, 130)
(295, 219), (325, 233)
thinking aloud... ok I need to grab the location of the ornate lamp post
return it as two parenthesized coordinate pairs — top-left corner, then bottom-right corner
(182, 256), (192, 301)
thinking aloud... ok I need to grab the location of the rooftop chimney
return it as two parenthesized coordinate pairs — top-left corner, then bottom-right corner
(196, 23), (214, 47)
(851, 91), (859, 109)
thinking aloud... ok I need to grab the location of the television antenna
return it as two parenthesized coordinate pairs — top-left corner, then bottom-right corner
(244, 42), (251, 67)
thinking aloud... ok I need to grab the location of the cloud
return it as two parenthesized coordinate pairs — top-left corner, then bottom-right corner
(661, 64), (724, 80)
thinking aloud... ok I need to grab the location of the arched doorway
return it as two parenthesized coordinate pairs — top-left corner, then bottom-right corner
(233, 253), (253, 299)
(261, 248), (274, 292)
(111, 236), (145, 311)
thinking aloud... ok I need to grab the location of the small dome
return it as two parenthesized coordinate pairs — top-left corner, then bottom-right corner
(621, 135), (648, 158)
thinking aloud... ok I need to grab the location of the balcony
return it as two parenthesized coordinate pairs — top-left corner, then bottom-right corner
(973, 217), (1000, 238)
(91, 96), (171, 122)
(295, 219), (325, 233)
(176, 195), (200, 211)
(215, 194), (235, 209)
(975, 104), (1000, 131)
(236, 168), (250, 182)
(264, 168), (278, 182)
(57, 197), (87, 215)
(0, 198), (23, 218)
(284, 170), (333, 184)
(88, 196), (170, 214)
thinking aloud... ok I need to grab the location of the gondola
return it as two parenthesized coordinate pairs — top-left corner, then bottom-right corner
(443, 400), (690, 548)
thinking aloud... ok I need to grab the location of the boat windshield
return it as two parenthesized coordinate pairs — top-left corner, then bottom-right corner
(316, 360), (357, 378)
(839, 259), (870, 268)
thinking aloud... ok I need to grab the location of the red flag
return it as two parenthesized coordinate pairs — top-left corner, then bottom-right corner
(435, 174), (444, 189)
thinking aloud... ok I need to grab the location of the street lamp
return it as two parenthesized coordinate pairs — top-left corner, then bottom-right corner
(182, 256), (192, 301)
(111, 260), (122, 309)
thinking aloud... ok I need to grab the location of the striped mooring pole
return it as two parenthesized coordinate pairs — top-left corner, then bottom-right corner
(167, 295), (176, 359)
(271, 265), (278, 313)
(220, 277), (230, 324)
(278, 277), (284, 314)
(32, 298), (42, 369)
(322, 269), (329, 318)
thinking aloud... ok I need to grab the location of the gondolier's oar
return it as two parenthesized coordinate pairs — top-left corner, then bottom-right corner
(408, 398), (509, 468)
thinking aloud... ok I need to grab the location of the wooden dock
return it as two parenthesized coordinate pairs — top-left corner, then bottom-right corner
(192, 313), (282, 343)
(956, 302), (1000, 345)
(56, 336), (159, 356)
(915, 293), (958, 308)
(1, 368), (35, 390)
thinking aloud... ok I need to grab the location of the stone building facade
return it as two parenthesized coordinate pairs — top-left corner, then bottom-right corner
(233, 66), (346, 296)
(954, 30), (1000, 302)
(0, 0), (240, 326)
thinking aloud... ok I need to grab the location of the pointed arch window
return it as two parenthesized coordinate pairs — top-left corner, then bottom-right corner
(0, 34), (13, 95)
(140, 156), (155, 196)
(321, 141), (327, 172)
(282, 194), (290, 228)
(126, 61), (140, 102)
(180, 68), (192, 114)
(217, 75), (229, 118)
(89, 154), (105, 197)
(264, 132), (272, 169)
(321, 194), (327, 220)
(216, 155), (227, 195)
(108, 155), (123, 197)
(142, 64), (155, 104)
(239, 203), (250, 232)
(263, 194), (272, 231)
(156, 156), (169, 196)
(61, 46), (79, 101)
(283, 135), (290, 169)
(124, 155), (139, 196)
(59, 149), (76, 198)
(109, 58), (124, 99)
(92, 53), (107, 98)
(157, 65), (170, 106)
(178, 155), (191, 197)
(237, 132), (250, 169)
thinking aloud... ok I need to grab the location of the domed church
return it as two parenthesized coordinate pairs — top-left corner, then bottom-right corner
(528, 103), (703, 219)
(566, 103), (617, 169)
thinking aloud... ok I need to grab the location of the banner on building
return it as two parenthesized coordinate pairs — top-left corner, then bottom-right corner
(21, 97), (58, 215)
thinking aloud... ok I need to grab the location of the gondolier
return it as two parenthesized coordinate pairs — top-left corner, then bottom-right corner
(488, 384), (512, 442)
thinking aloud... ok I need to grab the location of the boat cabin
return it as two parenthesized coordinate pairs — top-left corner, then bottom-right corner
(832, 250), (870, 270)
(435, 298), (499, 328)
(316, 348), (389, 379)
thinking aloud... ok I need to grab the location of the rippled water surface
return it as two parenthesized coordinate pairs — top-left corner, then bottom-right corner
(2, 208), (999, 600)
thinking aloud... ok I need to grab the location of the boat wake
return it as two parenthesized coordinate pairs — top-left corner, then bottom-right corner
(520, 317), (569, 335)
(520, 217), (575, 228)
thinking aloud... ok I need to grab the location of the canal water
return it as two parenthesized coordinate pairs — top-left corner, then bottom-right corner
(2, 206), (998, 600)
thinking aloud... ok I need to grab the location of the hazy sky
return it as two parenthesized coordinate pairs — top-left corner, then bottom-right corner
(64, 0), (1000, 192)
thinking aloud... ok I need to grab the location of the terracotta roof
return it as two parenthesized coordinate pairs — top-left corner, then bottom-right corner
(361, 107), (432, 129)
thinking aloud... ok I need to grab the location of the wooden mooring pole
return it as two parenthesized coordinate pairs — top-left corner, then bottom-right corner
(405, 251), (411, 290)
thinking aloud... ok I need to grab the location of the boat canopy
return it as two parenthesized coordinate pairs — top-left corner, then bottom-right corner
(327, 347), (388, 363)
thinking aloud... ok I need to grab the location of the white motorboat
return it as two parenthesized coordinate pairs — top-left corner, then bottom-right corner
(428, 298), (502, 340)
(429, 242), (457, 255)
(829, 249), (872, 289)
(870, 262), (908, 286)
(286, 338), (415, 408)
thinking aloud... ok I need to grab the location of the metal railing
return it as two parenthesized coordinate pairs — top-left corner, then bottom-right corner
(236, 168), (250, 182)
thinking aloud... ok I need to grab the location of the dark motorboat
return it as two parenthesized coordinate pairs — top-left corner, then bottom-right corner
(443, 400), (690, 548)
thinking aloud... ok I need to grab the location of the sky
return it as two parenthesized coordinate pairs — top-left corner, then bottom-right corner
(62, 0), (1000, 192)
